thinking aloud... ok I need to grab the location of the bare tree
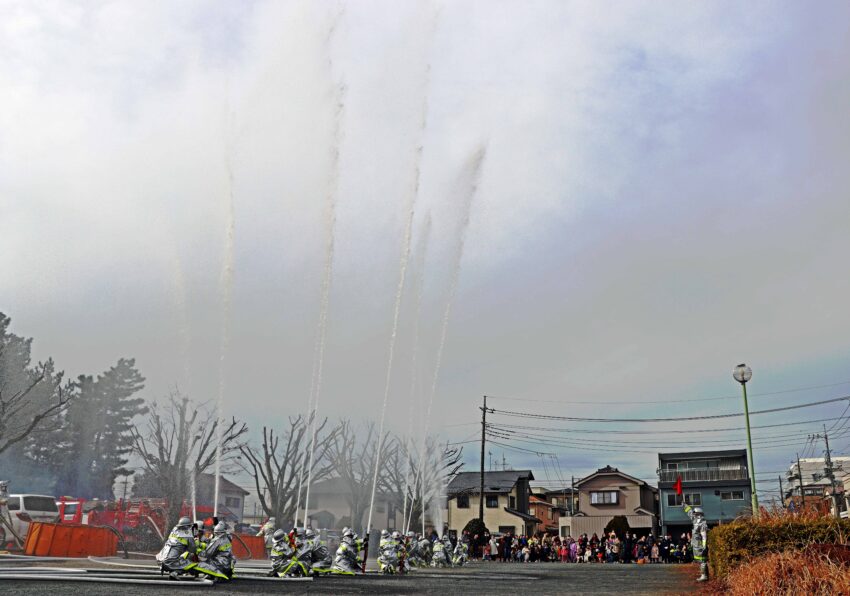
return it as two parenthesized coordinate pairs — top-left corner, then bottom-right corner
(330, 421), (394, 534)
(383, 436), (463, 533)
(239, 415), (340, 526)
(130, 393), (248, 528)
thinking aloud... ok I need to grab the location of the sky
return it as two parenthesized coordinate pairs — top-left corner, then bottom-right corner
(2, 0), (850, 497)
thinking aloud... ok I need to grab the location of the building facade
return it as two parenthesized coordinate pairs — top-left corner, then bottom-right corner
(446, 470), (539, 536)
(787, 456), (849, 516)
(658, 450), (751, 536)
(559, 466), (658, 539)
(195, 474), (248, 523)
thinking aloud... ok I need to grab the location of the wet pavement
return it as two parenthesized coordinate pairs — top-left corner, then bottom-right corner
(0, 560), (700, 595)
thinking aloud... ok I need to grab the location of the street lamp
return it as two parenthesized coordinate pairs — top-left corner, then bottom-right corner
(733, 363), (758, 518)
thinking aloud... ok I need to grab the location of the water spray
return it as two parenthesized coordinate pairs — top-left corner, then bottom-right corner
(298, 10), (346, 529)
(416, 146), (487, 535)
(213, 127), (237, 518)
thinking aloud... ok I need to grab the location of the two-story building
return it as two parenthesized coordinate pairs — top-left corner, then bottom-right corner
(538, 487), (579, 515)
(787, 456), (849, 516)
(559, 466), (658, 539)
(195, 473), (249, 523)
(529, 494), (560, 534)
(658, 450), (751, 536)
(446, 470), (539, 536)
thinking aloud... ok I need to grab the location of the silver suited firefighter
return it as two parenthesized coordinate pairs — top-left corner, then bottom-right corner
(684, 503), (709, 582)
(269, 529), (294, 577)
(377, 530), (402, 574)
(305, 528), (333, 574)
(331, 528), (363, 575)
(156, 516), (198, 576)
(195, 522), (235, 581)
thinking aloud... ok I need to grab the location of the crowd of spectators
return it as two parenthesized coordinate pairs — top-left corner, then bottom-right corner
(467, 531), (696, 564)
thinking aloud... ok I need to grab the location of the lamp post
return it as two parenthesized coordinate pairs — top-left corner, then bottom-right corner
(733, 363), (758, 518)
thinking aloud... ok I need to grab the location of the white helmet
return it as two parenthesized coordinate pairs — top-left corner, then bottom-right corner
(381, 530), (389, 538)
(343, 528), (354, 538)
(273, 529), (286, 541)
(392, 531), (401, 540)
(692, 507), (704, 516)
(305, 528), (315, 539)
(213, 522), (227, 534)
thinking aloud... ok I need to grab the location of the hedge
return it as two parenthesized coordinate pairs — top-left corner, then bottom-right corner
(708, 515), (850, 578)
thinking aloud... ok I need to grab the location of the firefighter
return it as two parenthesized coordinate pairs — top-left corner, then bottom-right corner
(156, 516), (198, 578)
(684, 504), (709, 582)
(331, 528), (363, 575)
(194, 522), (235, 582)
(452, 533), (469, 567)
(305, 528), (333, 574)
(277, 528), (313, 577)
(418, 533), (432, 566)
(377, 530), (401, 574)
(405, 531), (423, 567)
(269, 529), (294, 577)
(257, 516), (276, 556)
(430, 534), (450, 568)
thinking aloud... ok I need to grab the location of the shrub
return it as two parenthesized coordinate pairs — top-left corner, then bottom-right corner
(604, 515), (630, 538)
(717, 550), (850, 595)
(462, 518), (490, 538)
(708, 509), (850, 578)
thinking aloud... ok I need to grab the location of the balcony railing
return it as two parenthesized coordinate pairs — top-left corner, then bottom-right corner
(659, 468), (749, 483)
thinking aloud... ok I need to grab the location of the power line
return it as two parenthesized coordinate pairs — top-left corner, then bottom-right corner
(489, 394), (850, 424)
(487, 423), (814, 445)
(485, 379), (850, 406)
(483, 416), (846, 436)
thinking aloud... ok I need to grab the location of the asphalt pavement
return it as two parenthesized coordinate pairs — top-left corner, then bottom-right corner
(0, 560), (700, 595)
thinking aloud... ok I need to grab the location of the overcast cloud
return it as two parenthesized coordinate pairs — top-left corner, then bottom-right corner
(2, 0), (850, 487)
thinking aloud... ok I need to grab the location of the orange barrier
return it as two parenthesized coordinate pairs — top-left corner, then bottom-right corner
(232, 534), (266, 559)
(24, 522), (118, 557)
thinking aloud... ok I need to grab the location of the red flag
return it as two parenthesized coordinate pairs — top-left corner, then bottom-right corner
(674, 476), (683, 496)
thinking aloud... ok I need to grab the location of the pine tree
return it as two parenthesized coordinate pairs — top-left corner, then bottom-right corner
(54, 358), (147, 498)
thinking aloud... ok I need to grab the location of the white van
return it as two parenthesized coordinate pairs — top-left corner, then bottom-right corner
(3, 494), (59, 543)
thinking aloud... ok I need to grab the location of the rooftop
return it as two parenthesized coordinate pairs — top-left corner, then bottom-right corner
(447, 470), (534, 496)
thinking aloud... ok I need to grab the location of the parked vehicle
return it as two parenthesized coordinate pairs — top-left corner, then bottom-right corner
(6, 494), (59, 541)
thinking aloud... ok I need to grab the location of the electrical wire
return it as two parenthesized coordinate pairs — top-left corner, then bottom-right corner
(489, 394), (850, 423)
(483, 416), (846, 436)
(484, 379), (850, 406)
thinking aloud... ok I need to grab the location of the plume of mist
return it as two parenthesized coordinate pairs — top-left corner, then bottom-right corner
(300, 8), (347, 527)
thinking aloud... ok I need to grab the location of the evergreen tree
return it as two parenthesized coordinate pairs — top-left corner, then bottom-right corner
(0, 312), (68, 491)
(54, 358), (147, 498)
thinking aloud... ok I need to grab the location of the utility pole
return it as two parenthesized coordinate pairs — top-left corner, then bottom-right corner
(823, 426), (839, 518)
(796, 453), (805, 511)
(778, 475), (785, 509)
(809, 427), (840, 518)
(479, 395), (488, 523)
(571, 475), (576, 515)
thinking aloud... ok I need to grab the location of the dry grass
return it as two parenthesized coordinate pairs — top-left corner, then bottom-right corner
(707, 507), (850, 577)
(717, 550), (850, 595)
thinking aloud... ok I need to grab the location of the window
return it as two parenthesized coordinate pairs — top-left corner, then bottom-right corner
(23, 496), (58, 512)
(225, 497), (241, 508)
(457, 495), (470, 509)
(498, 525), (516, 535)
(486, 495), (499, 508)
(667, 493), (701, 507)
(509, 496), (516, 509)
(560, 525), (570, 537)
(590, 491), (619, 505)
(721, 491), (744, 501)
(6, 497), (20, 511)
